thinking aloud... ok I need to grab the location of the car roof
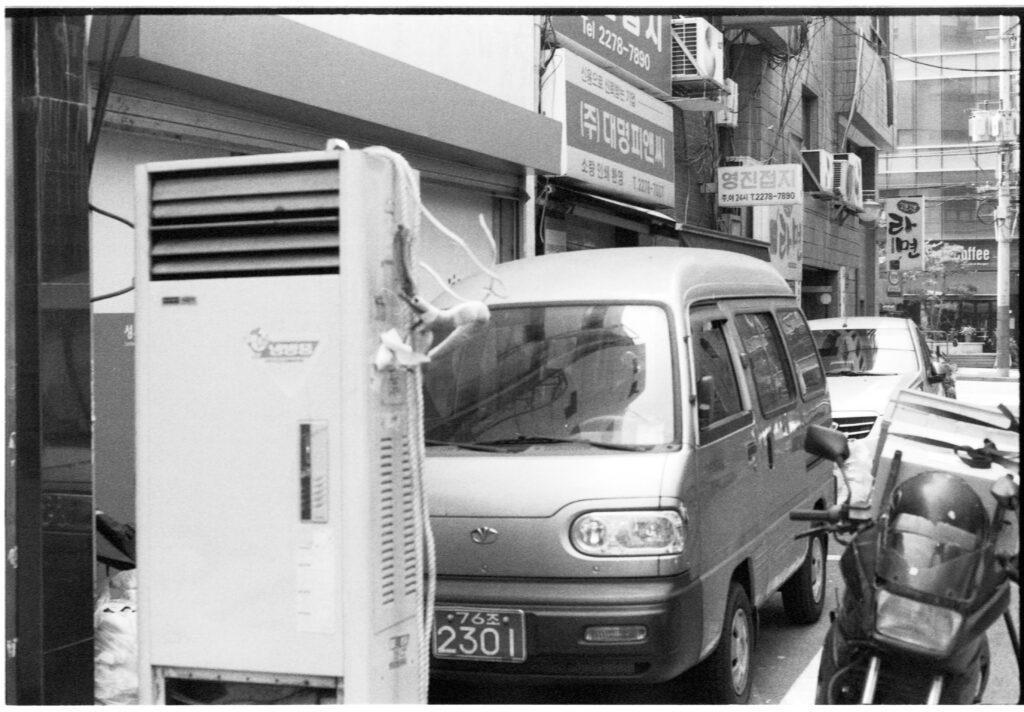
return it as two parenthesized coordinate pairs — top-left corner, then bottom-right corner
(438, 247), (792, 307)
(809, 316), (915, 331)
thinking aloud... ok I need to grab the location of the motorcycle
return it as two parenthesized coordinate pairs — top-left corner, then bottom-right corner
(792, 411), (1020, 704)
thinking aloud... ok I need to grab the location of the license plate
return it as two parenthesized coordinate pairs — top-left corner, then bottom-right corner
(432, 606), (526, 662)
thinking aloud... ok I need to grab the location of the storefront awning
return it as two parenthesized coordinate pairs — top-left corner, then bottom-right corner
(548, 185), (679, 230)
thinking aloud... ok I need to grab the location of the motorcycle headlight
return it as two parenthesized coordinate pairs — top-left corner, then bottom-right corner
(570, 510), (684, 557)
(875, 589), (963, 654)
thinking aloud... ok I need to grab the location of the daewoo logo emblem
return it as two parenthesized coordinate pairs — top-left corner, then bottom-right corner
(470, 527), (499, 545)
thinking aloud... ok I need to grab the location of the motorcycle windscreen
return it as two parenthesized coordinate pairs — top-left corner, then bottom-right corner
(877, 512), (986, 601)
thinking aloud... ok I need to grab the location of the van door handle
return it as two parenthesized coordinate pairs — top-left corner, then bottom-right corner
(746, 441), (757, 464)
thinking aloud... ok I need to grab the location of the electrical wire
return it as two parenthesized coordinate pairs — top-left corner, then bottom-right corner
(90, 282), (134, 303)
(90, 203), (134, 228)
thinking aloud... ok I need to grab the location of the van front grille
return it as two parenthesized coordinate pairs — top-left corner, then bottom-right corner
(148, 162), (340, 279)
(833, 415), (877, 440)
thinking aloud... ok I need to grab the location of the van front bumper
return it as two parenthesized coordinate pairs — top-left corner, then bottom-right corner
(429, 573), (703, 683)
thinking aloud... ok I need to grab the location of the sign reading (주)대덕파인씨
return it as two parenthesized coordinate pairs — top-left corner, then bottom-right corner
(544, 49), (675, 208)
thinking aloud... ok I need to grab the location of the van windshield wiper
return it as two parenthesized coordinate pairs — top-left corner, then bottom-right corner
(828, 369), (895, 377)
(478, 434), (655, 452)
(424, 438), (518, 453)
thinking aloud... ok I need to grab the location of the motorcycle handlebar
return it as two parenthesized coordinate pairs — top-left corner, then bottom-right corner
(790, 505), (844, 523)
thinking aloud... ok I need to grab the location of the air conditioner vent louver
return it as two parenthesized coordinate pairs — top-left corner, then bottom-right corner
(670, 17), (724, 85)
(376, 431), (421, 611)
(148, 164), (341, 279)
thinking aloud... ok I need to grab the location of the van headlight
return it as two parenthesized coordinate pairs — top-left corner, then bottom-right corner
(875, 589), (962, 654)
(570, 510), (684, 556)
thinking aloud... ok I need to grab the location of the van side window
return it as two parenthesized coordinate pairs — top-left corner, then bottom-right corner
(777, 308), (826, 396)
(734, 312), (797, 416)
(691, 314), (745, 438)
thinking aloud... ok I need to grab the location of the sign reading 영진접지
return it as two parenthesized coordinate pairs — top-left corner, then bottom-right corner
(549, 15), (671, 96)
(544, 49), (675, 207)
(717, 164), (801, 207)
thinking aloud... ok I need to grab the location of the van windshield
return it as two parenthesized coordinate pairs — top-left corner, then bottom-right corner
(422, 304), (676, 447)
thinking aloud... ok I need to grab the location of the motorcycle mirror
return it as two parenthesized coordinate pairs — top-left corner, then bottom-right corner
(804, 424), (850, 463)
(991, 475), (1019, 511)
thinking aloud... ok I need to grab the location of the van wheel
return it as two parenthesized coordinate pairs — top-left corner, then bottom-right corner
(781, 530), (826, 624)
(701, 582), (753, 704)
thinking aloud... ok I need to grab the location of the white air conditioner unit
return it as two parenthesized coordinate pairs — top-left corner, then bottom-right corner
(715, 78), (739, 127)
(969, 111), (995, 142)
(671, 17), (725, 86)
(834, 153), (864, 210)
(801, 149), (835, 194)
(134, 147), (428, 704)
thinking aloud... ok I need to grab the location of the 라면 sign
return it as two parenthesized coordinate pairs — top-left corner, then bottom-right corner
(884, 197), (926, 271)
(717, 164), (801, 207)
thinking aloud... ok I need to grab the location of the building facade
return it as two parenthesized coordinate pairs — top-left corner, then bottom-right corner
(879, 13), (1020, 347)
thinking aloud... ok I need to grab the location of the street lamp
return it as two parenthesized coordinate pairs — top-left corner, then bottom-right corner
(858, 199), (884, 228)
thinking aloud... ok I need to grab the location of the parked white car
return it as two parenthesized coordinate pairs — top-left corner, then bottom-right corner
(809, 317), (949, 439)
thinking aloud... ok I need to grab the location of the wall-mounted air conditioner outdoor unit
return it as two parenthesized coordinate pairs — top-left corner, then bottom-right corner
(969, 109), (1019, 143)
(715, 78), (739, 127)
(671, 17), (725, 87)
(969, 111), (994, 142)
(801, 149), (835, 194)
(833, 153), (864, 210)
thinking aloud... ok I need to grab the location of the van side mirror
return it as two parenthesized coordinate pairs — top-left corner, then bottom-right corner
(696, 375), (714, 430)
(804, 424), (850, 463)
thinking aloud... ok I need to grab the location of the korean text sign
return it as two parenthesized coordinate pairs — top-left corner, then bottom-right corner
(753, 203), (804, 282)
(884, 197), (925, 271)
(548, 49), (675, 207)
(717, 164), (801, 207)
(550, 14), (671, 96)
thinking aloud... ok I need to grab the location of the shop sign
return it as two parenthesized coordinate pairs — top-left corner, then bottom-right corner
(753, 203), (803, 282)
(885, 269), (903, 297)
(543, 49), (675, 208)
(716, 164), (801, 207)
(939, 239), (998, 268)
(884, 197), (925, 271)
(549, 14), (671, 96)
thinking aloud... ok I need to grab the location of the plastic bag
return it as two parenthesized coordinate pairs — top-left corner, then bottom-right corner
(95, 569), (138, 705)
(836, 436), (877, 509)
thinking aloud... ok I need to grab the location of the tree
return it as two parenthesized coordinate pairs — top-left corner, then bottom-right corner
(900, 242), (977, 332)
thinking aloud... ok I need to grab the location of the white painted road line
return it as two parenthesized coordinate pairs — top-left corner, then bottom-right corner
(780, 649), (821, 705)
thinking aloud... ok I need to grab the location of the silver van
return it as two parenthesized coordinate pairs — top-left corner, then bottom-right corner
(423, 247), (833, 702)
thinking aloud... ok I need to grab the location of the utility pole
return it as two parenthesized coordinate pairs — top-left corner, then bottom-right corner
(993, 15), (1017, 375)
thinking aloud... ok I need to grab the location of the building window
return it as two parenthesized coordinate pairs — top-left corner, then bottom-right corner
(895, 76), (999, 146)
(801, 88), (819, 150)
